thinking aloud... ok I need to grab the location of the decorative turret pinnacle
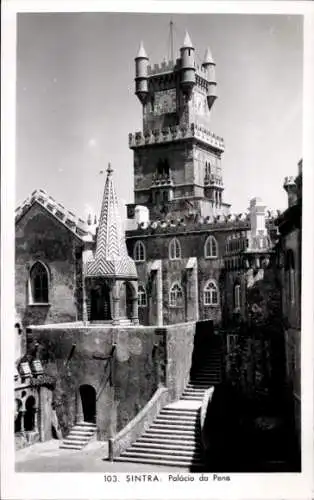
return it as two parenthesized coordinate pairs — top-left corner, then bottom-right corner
(182, 31), (193, 48)
(203, 47), (215, 65)
(136, 41), (148, 59)
(84, 164), (137, 278)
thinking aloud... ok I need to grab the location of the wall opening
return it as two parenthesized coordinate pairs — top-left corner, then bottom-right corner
(90, 283), (111, 321)
(79, 385), (96, 423)
(24, 395), (36, 431)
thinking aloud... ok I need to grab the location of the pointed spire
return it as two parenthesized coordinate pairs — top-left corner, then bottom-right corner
(203, 47), (215, 65)
(84, 164), (137, 279)
(136, 41), (148, 59)
(182, 31), (193, 48)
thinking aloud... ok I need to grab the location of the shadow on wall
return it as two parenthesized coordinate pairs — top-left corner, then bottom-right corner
(200, 382), (301, 473)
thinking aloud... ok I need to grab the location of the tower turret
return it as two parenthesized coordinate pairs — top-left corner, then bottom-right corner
(180, 31), (196, 96)
(135, 41), (149, 105)
(202, 47), (217, 111)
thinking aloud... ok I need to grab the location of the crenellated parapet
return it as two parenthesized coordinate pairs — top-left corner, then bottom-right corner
(129, 123), (225, 151)
(147, 60), (176, 75)
(126, 210), (279, 238)
(15, 189), (94, 241)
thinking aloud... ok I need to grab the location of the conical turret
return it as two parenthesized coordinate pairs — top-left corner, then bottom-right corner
(202, 47), (217, 110)
(180, 31), (195, 96)
(135, 41), (149, 105)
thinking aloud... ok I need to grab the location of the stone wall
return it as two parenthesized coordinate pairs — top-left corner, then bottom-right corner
(15, 204), (83, 327)
(27, 321), (198, 439)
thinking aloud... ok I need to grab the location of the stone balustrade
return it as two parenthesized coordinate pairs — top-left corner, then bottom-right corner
(129, 123), (225, 151)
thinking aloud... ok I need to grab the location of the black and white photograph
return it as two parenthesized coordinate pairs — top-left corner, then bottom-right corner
(1, 2), (314, 499)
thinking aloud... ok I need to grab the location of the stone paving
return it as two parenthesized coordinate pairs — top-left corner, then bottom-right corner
(15, 440), (190, 473)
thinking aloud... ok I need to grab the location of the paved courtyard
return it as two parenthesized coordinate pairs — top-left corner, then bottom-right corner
(15, 440), (190, 473)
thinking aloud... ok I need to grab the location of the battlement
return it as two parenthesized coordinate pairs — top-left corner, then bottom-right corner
(126, 210), (279, 237)
(15, 189), (93, 241)
(146, 59), (210, 79)
(129, 123), (224, 151)
(147, 60), (176, 75)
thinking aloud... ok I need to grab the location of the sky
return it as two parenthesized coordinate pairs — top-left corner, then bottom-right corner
(16, 12), (303, 222)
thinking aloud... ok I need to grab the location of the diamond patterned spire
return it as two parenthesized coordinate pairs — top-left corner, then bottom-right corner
(85, 164), (137, 278)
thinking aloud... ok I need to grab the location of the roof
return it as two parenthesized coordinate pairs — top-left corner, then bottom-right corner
(136, 41), (148, 59)
(15, 189), (94, 242)
(85, 164), (137, 279)
(182, 31), (193, 49)
(203, 47), (215, 65)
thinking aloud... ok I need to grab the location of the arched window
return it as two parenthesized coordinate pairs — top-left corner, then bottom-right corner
(234, 284), (241, 309)
(169, 282), (183, 307)
(29, 262), (49, 304)
(204, 235), (218, 259)
(15, 399), (22, 433)
(134, 241), (146, 262)
(285, 250), (295, 304)
(138, 284), (147, 307)
(169, 238), (181, 260)
(204, 280), (219, 306)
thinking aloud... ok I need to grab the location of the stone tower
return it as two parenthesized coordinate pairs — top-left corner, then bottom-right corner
(128, 32), (230, 221)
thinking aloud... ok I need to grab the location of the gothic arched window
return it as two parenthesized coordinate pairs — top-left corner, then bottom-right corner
(138, 284), (147, 307)
(134, 241), (146, 262)
(29, 262), (49, 304)
(204, 280), (219, 306)
(204, 235), (218, 259)
(169, 282), (184, 307)
(169, 238), (181, 260)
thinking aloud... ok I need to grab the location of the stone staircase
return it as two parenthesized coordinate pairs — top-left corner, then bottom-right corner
(60, 422), (97, 450)
(115, 344), (222, 468)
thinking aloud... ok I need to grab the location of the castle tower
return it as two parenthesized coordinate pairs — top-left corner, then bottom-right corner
(128, 30), (230, 221)
(135, 42), (149, 105)
(202, 47), (217, 111)
(84, 164), (138, 325)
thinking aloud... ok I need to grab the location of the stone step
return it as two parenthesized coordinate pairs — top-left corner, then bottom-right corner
(114, 455), (204, 468)
(138, 436), (200, 447)
(125, 446), (203, 459)
(132, 441), (202, 453)
(162, 407), (199, 413)
(144, 428), (199, 437)
(156, 415), (198, 423)
(150, 422), (196, 430)
(119, 450), (203, 463)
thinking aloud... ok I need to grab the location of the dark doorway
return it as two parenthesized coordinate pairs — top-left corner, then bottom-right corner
(79, 385), (96, 423)
(119, 282), (133, 320)
(90, 283), (111, 321)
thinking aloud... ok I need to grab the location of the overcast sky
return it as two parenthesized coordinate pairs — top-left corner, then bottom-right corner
(16, 12), (303, 221)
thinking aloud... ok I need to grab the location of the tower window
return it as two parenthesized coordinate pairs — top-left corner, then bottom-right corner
(169, 238), (181, 260)
(29, 261), (49, 304)
(134, 241), (146, 262)
(138, 284), (147, 307)
(285, 249), (295, 304)
(204, 235), (218, 259)
(234, 284), (241, 309)
(204, 280), (219, 306)
(169, 282), (184, 307)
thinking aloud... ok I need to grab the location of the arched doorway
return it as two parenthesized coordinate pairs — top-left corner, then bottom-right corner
(119, 282), (134, 320)
(79, 385), (96, 423)
(90, 283), (111, 321)
(24, 396), (36, 431)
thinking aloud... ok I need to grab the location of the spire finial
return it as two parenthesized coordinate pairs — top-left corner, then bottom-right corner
(183, 31), (193, 48)
(107, 162), (113, 175)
